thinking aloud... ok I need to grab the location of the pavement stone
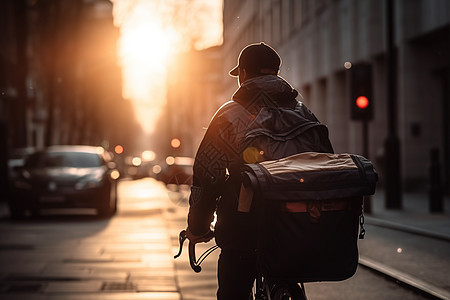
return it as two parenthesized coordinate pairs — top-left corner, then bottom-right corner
(367, 189), (450, 239)
(1, 178), (449, 300)
(0, 179), (181, 299)
(0, 292), (180, 300)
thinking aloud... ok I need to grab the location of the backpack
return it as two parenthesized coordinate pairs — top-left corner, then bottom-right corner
(237, 104), (378, 282)
(238, 104), (333, 163)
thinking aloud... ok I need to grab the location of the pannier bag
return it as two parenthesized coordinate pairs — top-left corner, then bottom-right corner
(239, 151), (378, 282)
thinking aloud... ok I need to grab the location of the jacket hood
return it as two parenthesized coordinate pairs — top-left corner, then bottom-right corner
(231, 75), (299, 108)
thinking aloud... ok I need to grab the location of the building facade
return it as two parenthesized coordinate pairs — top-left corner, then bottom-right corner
(222, 0), (450, 193)
(0, 0), (140, 152)
(163, 46), (225, 158)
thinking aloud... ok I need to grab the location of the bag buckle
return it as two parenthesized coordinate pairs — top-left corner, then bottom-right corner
(359, 213), (366, 239)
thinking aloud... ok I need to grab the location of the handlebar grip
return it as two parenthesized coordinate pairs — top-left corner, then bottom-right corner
(188, 242), (202, 273)
(174, 229), (208, 273)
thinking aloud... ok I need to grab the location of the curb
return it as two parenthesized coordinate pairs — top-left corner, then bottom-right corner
(359, 256), (450, 300)
(365, 216), (450, 242)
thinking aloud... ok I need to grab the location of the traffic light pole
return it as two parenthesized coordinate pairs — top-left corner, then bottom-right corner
(348, 59), (374, 213)
(362, 120), (372, 214)
(384, 0), (402, 209)
(363, 121), (369, 159)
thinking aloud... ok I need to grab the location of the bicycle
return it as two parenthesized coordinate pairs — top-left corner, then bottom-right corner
(174, 230), (308, 300)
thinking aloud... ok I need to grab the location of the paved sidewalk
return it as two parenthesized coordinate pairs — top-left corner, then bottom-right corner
(366, 189), (450, 240)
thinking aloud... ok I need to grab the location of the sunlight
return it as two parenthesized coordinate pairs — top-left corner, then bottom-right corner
(115, 8), (177, 132)
(120, 21), (173, 70)
(111, 0), (223, 133)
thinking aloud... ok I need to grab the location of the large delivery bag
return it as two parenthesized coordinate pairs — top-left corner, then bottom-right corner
(239, 152), (378, 282)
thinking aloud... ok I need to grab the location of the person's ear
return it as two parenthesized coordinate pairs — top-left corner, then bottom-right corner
(239, 68), (247, 81)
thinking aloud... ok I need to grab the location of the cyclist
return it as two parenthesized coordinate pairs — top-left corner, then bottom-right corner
(185, 42), (331, 299)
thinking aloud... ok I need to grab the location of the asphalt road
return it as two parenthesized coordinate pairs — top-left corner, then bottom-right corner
(0, 178), (441, 299)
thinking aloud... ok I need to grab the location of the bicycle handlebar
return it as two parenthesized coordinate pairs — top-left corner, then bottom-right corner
(174, 230), (202, 273)
(188, 241), (202, 273)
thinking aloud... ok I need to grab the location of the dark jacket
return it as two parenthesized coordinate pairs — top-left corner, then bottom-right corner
(187, 75), (332, 251)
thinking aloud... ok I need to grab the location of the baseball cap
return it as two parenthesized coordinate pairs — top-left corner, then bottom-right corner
(229, 42), (281, 77)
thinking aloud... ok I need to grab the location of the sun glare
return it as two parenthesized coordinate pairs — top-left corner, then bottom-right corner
(111, 0), (223, 133)
(117, 16), (176, 132)
(120, 22), (173, 69)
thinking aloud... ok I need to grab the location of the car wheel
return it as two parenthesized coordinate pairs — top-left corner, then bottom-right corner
(98, 199), (116, 217)
(97, 183), (117, 217)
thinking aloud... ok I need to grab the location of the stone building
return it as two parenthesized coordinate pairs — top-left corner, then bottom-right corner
(221, 0), (450, 194)
(0, 0), (138, 152)
(164, 46), (225, 158)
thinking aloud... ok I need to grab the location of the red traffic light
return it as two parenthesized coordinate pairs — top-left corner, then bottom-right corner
(350, 63), (373, 121)
(356, 96), (369, 109)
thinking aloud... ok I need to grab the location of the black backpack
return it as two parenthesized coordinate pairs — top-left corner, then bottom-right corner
(237, 103), (377, 282)
(238, 104), (333, 163)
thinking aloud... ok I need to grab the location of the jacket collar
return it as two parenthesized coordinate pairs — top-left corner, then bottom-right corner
(231, 75), (299, 108)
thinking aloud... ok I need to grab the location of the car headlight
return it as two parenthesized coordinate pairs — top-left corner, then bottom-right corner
(110, 170), (120, 180)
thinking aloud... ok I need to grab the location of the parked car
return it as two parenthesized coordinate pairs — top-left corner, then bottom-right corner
(7, 147), (36, 180)
(124, 155), (151, 180)
(8, 145), (120, 219)
(157, 156), (194, 186)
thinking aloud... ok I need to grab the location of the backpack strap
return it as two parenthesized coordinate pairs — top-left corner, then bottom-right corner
(237, 165), (266, 212)
(237, 184), (254, 212)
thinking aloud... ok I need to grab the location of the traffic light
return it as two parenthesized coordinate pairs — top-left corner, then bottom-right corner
(350, 63), (373, 121)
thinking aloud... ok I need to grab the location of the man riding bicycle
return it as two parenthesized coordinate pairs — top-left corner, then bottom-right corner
(185, 42), (333, 299)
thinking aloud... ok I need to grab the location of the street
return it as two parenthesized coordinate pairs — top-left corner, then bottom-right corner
(0, 178), (182, 300)
(0, 178), (445, 299)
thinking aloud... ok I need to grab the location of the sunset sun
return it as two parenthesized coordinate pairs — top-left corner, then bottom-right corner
(111, 0), (223, 133)
(120, 22), (173, 69)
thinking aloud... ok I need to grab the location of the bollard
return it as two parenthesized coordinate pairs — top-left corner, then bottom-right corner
(429, 148), (443, 213)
